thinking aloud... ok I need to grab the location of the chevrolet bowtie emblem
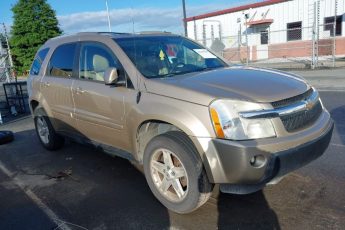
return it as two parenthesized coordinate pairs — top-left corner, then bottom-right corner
(305, 99), (314, 110)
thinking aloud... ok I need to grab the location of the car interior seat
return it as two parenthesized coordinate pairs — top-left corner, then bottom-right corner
(93, 54), (110, 81)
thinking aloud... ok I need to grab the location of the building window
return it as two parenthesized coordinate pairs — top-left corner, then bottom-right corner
(260, 30), (268, 45)
(287, 21), (302, 41)
(324, 16), (342, 36)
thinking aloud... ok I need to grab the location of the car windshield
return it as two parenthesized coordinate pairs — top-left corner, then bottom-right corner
(114, 35), (227, 79)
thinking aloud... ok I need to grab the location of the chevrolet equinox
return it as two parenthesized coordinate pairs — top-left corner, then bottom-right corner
(28, 32), (333, 213)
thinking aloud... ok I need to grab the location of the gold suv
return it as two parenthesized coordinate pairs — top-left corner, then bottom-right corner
(28, 32), (333, 213)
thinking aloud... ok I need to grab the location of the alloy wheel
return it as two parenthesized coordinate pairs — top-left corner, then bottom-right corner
(150, 148), (189, 202)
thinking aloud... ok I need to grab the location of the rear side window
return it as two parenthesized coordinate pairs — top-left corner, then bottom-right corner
(47, 43), (77, 77)
(30, 48), (49, 75)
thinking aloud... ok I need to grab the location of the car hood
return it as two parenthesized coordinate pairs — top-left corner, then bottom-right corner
(145, 66), (310, 106)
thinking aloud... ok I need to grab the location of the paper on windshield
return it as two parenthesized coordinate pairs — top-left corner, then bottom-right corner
(193, 49), (217, 59)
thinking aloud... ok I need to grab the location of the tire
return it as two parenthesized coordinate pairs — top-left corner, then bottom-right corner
(34, 109), (64, 150)
(143, 131), (213, 214)
(0, 131), (14, 145)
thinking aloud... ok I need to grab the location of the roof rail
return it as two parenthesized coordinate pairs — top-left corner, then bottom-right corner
(76, 32), (132, 36)
(48, 33), (74, 40)
(98, 32), (132, 36)
(76, 32), (98, 35)
(138, 31), (172, 35)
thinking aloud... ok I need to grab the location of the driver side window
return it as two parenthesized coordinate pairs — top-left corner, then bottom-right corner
(79, 42), (122, 82)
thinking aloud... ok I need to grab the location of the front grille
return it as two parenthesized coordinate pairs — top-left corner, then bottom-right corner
(271, 88), (313, 109)
(280, 101), (323, 132)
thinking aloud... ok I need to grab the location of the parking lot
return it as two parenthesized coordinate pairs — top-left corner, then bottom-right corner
(0, 85), (344, 229)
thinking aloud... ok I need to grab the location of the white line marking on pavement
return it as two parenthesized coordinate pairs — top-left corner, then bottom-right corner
(0, 160), (72, 230)
(317, 89), (345, 92)
(330, 143), (345, 148)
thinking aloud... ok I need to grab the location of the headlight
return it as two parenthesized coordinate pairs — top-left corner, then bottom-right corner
(209, 99), (276, 140)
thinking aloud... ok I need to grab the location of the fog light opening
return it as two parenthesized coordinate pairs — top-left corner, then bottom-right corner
(250, 155), (266, 168)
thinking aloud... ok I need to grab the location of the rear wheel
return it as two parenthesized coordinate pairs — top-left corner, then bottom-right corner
(34, 109), (64, 150)
(143, 131), (213, 213)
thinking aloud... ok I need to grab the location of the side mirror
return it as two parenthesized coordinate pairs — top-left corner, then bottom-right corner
(104, 67), (119, 85)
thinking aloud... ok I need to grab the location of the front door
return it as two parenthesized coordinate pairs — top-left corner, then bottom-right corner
(40, 43), (77, 133)
(72, 41), (133, 150)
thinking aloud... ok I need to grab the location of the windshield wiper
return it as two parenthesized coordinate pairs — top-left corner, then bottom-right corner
(152, 66), (224, 79)
(159, 71), (193, 78)
(195, 66), (223, 72)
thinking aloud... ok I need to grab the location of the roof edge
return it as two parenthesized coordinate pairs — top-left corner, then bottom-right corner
(185, 0), (289, 22)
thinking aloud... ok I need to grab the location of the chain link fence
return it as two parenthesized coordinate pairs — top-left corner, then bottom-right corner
(0, 41), (11, 83)
(195, 20), (344, 69)
(0, 24), (13, 83)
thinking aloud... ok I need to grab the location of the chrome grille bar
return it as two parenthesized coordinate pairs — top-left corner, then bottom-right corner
(239, 88), (319, 119)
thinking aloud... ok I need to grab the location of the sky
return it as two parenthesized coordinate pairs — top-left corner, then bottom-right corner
(0, 0), (262, 34)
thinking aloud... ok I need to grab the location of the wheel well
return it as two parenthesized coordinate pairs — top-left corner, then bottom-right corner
(30, 100), (39, 112)
(136, 120), (183, 162)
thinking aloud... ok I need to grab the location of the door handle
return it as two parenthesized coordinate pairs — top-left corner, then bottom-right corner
(75, 87), (85, 94)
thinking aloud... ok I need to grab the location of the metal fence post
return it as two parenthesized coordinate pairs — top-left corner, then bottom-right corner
(218, 24), (222, 41)
(238, 26), (241, 62)
(311, 5), (316, 70)
(245, 18), (249, 66)
(193, 20), (197, 41)
(333, 0), (338, 68)
(316, 0), (320, 68)
(211, 25), (214, 41)
(202, 24), (206, 46)
(311, 0), (320, 69)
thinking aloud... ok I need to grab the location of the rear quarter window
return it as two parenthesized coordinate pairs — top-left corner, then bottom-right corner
(30, 48), (49, 75)
(46, 43), (77, 78)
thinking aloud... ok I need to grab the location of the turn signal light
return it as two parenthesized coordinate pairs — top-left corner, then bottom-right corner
(210, 108), (225, 138)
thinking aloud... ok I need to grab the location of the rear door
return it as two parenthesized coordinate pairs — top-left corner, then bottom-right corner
(28, 47), (50, 98)
(72, 41), (134, 150)
(40, 42), (78, 133)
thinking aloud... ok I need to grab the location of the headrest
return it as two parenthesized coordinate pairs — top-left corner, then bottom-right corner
(93, 54), (109, 72)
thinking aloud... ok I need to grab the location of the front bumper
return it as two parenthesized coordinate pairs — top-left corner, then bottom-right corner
(197, 111), (334, 194)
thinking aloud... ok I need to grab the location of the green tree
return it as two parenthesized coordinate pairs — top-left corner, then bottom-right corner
(10, 0), (62, 74)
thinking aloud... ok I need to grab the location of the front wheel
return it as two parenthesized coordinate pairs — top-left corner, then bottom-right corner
(143, 131), (213, 214)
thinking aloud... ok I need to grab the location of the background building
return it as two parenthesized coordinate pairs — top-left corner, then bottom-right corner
(186, 0), (345, 67)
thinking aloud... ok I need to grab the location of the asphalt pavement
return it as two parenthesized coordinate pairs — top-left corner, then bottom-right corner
(0, 71), (344, 229)
(292, 68), (345, 91)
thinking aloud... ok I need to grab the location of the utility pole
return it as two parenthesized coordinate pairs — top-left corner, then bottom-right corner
(182, 0), (188, 37)
(105, 0), (112, 32)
